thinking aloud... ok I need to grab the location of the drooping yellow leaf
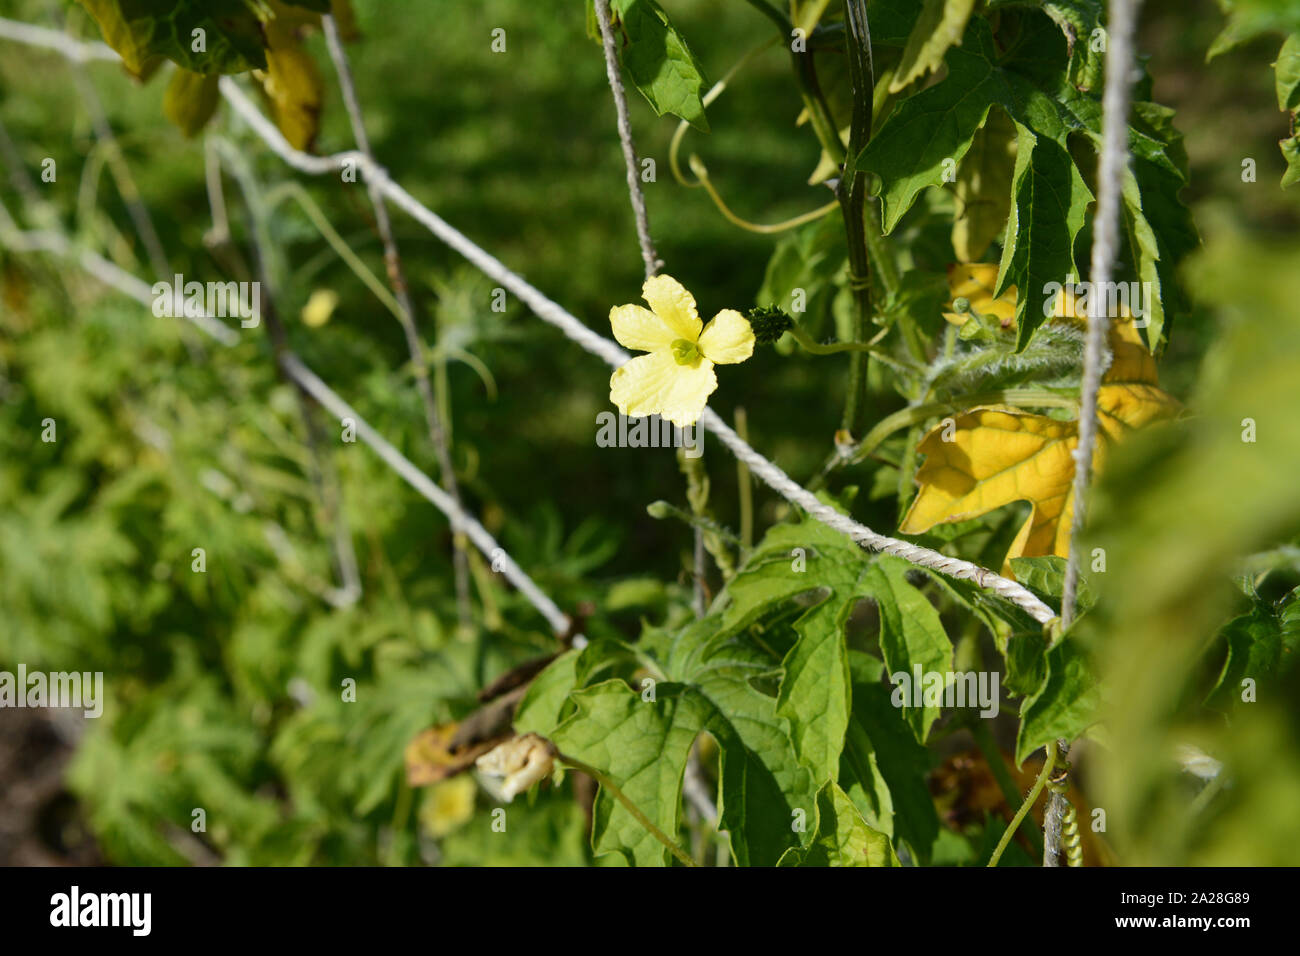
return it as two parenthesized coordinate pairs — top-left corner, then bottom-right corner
(903, 284), (1180, 572)
(952, 107), (1016, 262)
(256, 43), (323, 150)
(901, 405), (1081, 571)
(255, 2), (325, 151)
(163, 68), (220, 138)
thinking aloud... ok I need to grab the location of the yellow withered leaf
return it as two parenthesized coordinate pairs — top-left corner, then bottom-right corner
(257, 43), (323, 151)
(901, 297), (1180, 573)
(902, 405), (1081, 571)
(163, 68), (220, 138)
(254, 4), (325, 152)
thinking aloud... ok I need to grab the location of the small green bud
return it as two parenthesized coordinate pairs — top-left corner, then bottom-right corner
(952, 296), (972, 314)
(746, 305), (794, 345)
(646, 500), (674, 519)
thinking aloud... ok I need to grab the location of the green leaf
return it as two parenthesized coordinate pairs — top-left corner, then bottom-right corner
(854, 25), (1000, 233)
(1208, 0), (1300, 60)
(1120, 102), (1198, 350)
(861, 13), (1195, 348)
(778, 782), (900, 866)
(889, 0), (978, 93)
(985, 1), (1105, 90)
(163, 67), (220, 138)
(996, 122), (1093, 349)
(73, 0), (269, 75)
(543, 612), (818, 866)
(857, 16), (1096, 347)
(550, 681), (701, 867)
(840, 651), (942, 859)
(1009, 555), (1094, 614)
(512, 649), (581, 735)
(1015, 636), (1099, 764)
(865, 557), (956, 741)
(1205, 604), (1287, 711)
(719, 520), (861, 784)
(1004, 630), (1048, 696)
(530, 510), (958, 864)
(1283, 135), (1300, 187)
(610, 0), (710, 131)
(1275, 33), (1300, 110)
(1043, 0), (1105, 91)
(1277, 35), (1300, 188)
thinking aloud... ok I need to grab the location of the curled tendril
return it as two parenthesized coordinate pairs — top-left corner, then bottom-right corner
(668, 36), (838, 236)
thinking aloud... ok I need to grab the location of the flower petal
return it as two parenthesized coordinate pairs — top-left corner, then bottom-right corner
(610, 303), (677, 353)
(609, 349), (717, 427)
(641, 275), (702, 341)
(698, 309), (756, 365)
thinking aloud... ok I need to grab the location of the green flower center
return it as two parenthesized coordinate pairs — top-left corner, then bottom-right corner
(670, 338), (701, 366)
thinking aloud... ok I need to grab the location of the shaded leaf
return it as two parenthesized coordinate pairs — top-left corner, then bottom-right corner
(162, 67), (220, 138)
(1015, 636), (1099, 764)
(74, 0), (268, 75)
(610, 0), (710, 131)
(952, 107), (1017, 262)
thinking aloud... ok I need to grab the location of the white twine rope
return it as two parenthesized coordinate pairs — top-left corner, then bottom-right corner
(1046, 0), (1144, 867)
(0, 17), (1055, 625)
(1061, 0), (1140, 627)
(593, 0), (662, 278)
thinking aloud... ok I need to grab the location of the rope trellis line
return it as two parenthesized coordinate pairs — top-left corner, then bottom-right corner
(0, 16), (1055, 626)
(1045, 0), (1145, 868)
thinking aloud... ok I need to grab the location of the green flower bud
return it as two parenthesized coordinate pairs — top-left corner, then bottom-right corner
(746, 305), (794, 346)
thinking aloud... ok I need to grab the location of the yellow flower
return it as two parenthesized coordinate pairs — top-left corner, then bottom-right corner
(608, 275), (755, 427)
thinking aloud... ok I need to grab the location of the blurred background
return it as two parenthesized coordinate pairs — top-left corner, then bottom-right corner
(0, 0), (1297, 865)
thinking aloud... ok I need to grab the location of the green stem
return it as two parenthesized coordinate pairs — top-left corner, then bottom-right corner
(558, 754), (696, 867)
(971, 720), (1044, 857)
(862, 199), (898, 300)
(647, 500), (742, 548)
(262, 181), (404, 322)
(988, 746), (1055, 867)
(787, 324), (916, 372)
(735, 407), (754, 551)
(837, 0), (874, 438)
(847, 389), (1080, 468)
